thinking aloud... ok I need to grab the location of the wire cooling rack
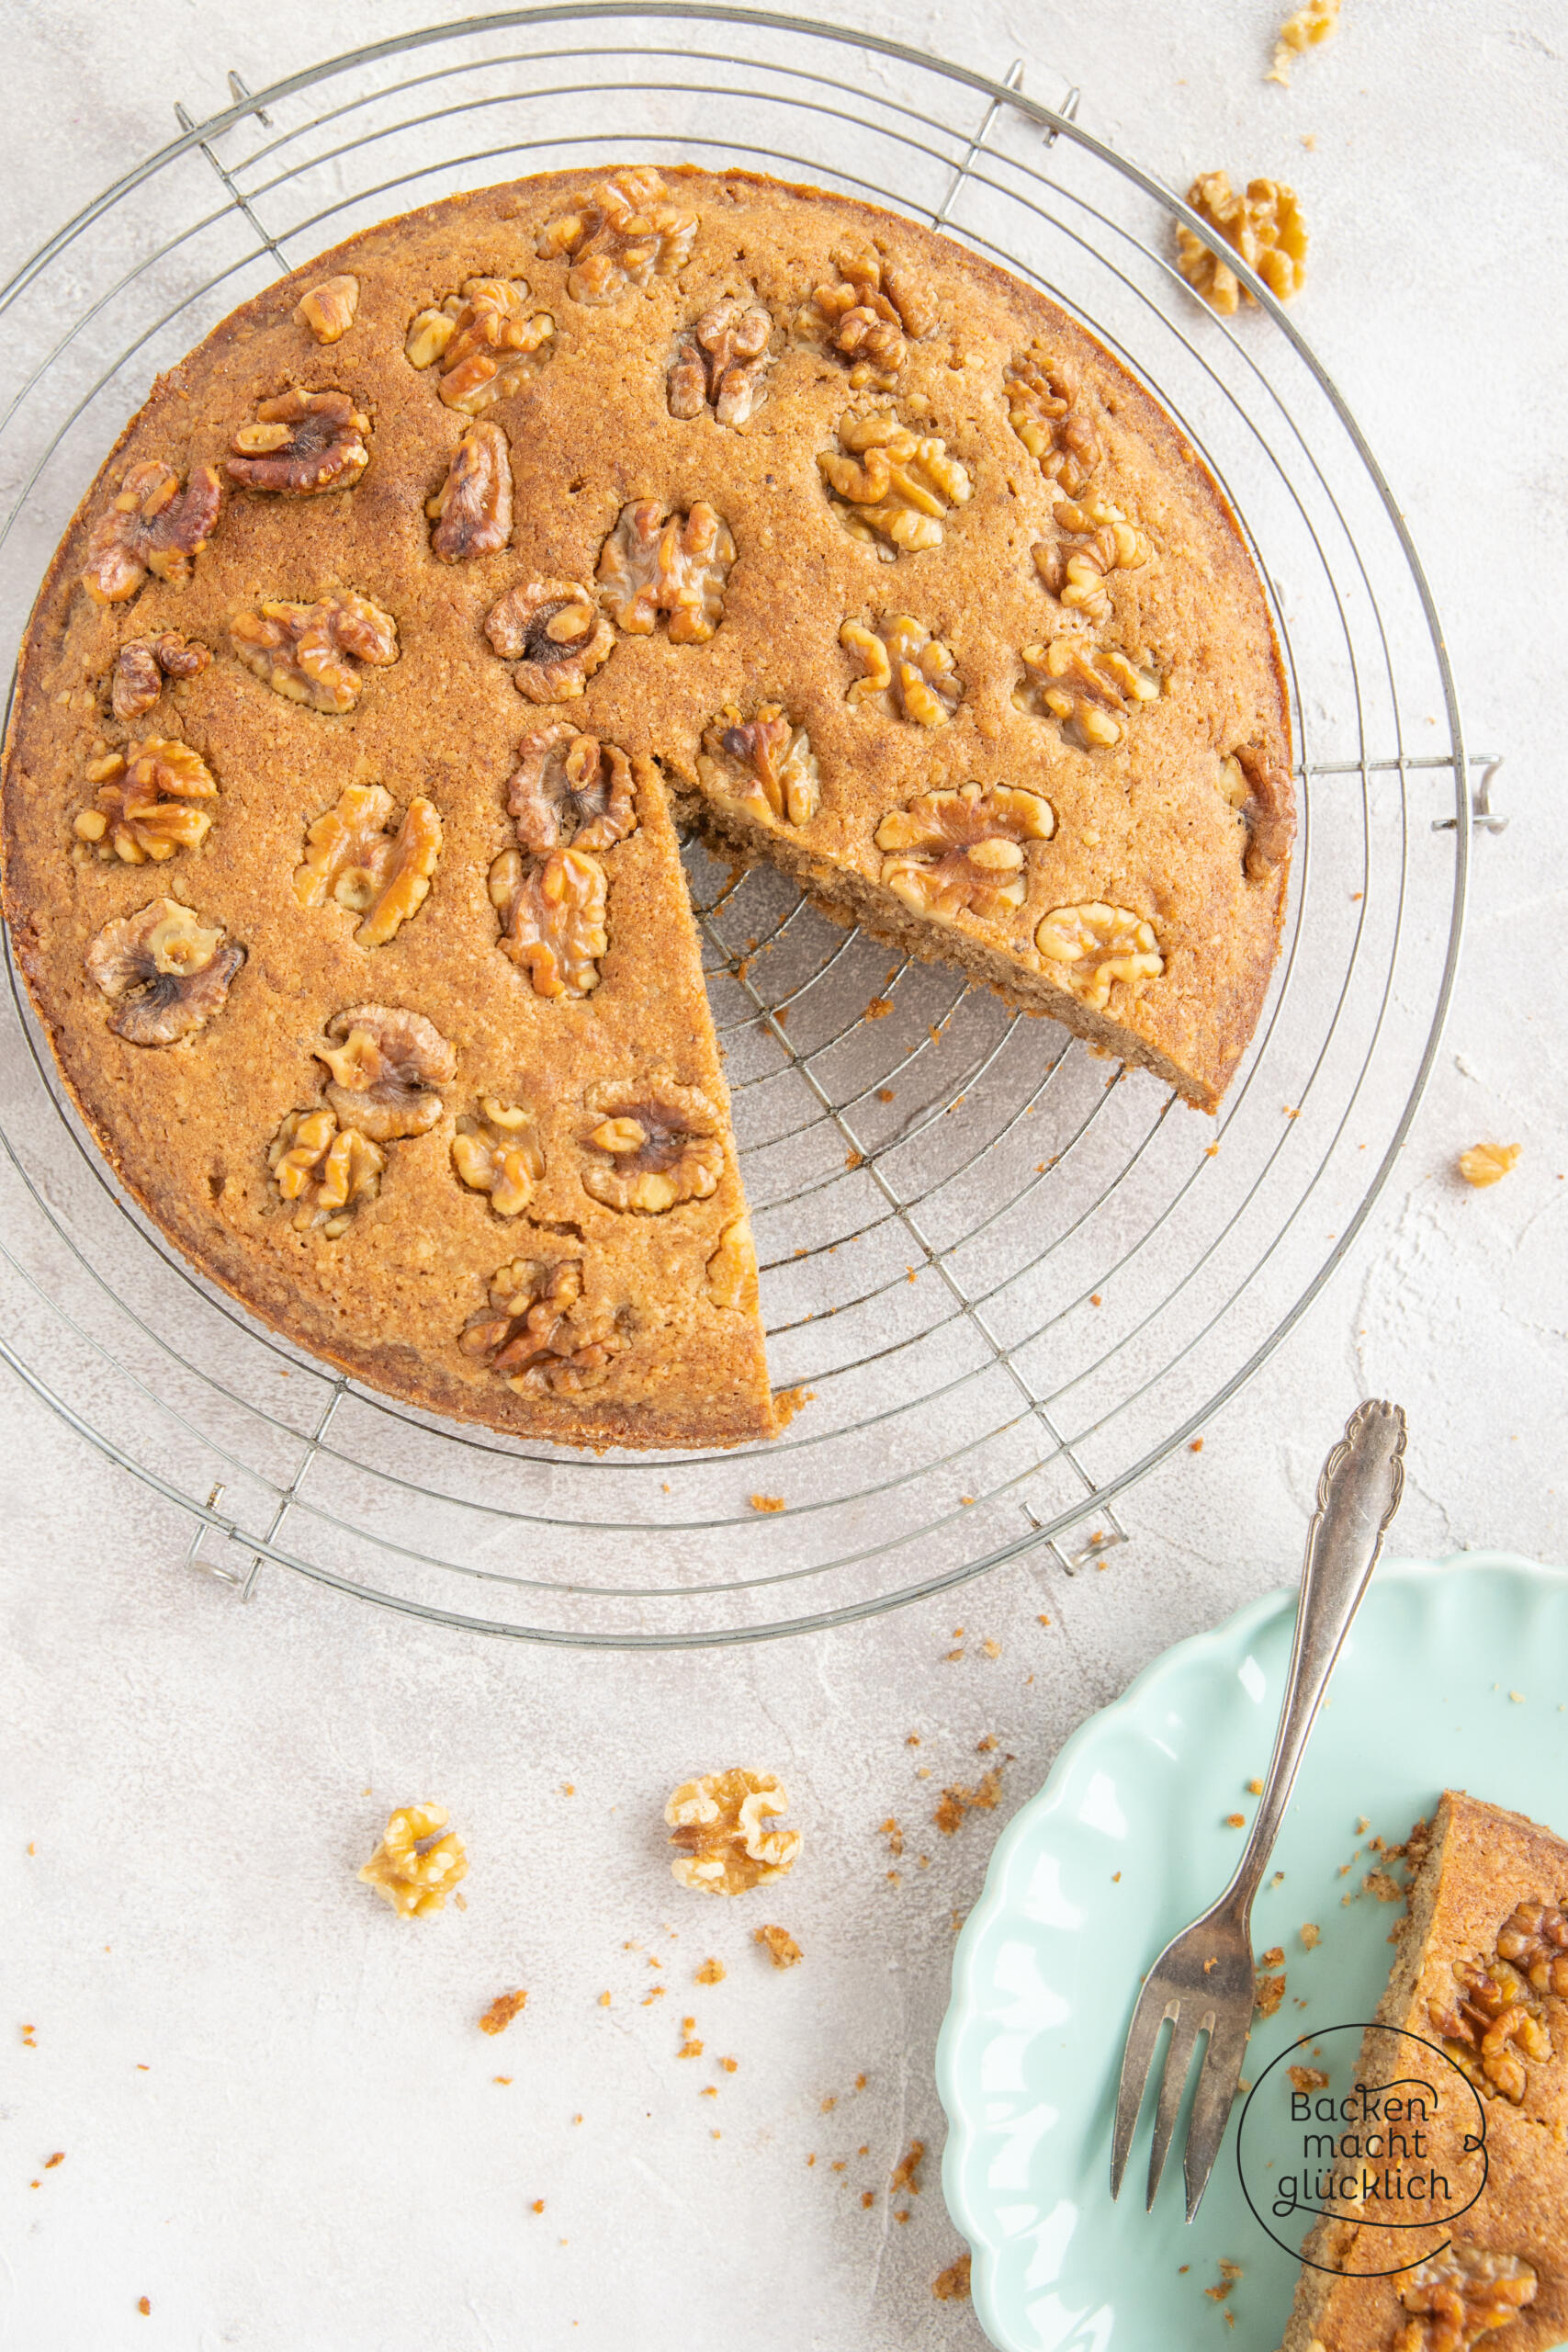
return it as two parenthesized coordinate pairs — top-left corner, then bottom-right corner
(0, 6), (1482, 1645)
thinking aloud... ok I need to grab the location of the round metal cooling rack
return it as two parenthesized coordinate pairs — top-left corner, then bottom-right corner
(0, 6), (1476, 1645)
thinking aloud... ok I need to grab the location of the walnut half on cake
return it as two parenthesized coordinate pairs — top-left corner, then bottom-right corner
(1282, 1792), (1568, 2352)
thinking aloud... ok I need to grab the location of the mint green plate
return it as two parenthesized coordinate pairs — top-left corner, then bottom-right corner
(937, 1555), (1568, 2352)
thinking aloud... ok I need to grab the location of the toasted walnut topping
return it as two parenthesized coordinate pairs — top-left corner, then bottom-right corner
(597, 501), (735, 643)
(84, 899), (243, 1046)
(426, 419), (513, 562)
(819, 410), (971, 557)
(668, 299), (773, 425)
(875, 782), (1054, 924)
(1033, 497), (1151, 623)
(358, 1804), (468, 1919)
(1218, 747), (1293, 881)
(705, 1216), (759, 1313)
(581, 1078), (724, 1214)
(1178, 173), (1308, 314)
(489, 844), (608, 999)
(754, 1925), (803, 1969)
(1002, 348), (1100, 496)
(403, 276), (556, 412)
(666, 1770), (801, 1895)
(225, 390), (369, 496)
(268, 1106), (385, 1237)
(230, 592), (399, 714)
(1459, 1143), (1521, 1189)
(696, 704), (820, 830)
(82, 460), (221, 605)
(110, 631), (211, 722)
(1016, 637), (1160, 747)
(296, 274), (360, 343)
(452, 1100), (545, 1218)
(1394, 2245), (1538, 2352)
(1268, 0), (1341, 85)
(796, 242), (934, 385)
(294, 784), (442, 947)
(485, 578), (615, 702)
(459, 1255), (627, 1395)
(73, 736), (218, 865)
(313, 1004), (456, 1141)
(1036, 902), (1164, 1010)
(840, 615), (962, 726)
(536, 167), (699, 304)
(1428, 1899), (1568, 2102)
(507, 725), (638, 855)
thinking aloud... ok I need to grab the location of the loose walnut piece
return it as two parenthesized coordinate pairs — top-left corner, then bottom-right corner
(451, 1100), (545, 1218)
(403, 276), (556, 412)
(1459, 1143), (1521, 1189)
(81, 459), (222, 605)
(225, 390), (370, 496)
(796, 242), (934, 385)
(73, 737), (218, 865)
(507, 725), (638, 855)
(1267, 0), (1341, 85)
(840, 615), (962, 726)
(110, 631), (211, 722)
(1394, 2245), (1537, 2352)
(875, 782), (1055, 924)
(294, 784), (442, 947)
(1035, 902), (1164, 1011)
(668, 299), (773, 425)
(296, 274), (359, 343)
(489, 844), (608, 999)
(427, 420), (513, 561)
(581, 1077), (724, 1214)
(459, 1256), (627, 1395)
(313, 1004), (456, 1141)
(230, 592), (399, 714)
(536, 167), (699, 304)
(597, 501), (736, 643)
(84, 899), (244, 1046)
(268, 1106), (384, 1237)
(1016, 637), (1160, 747)
(705, 1216), (759, 1314)
(1178, 173), (1308, 314)
(358, 1804), (468, 1919)
(1033, 497), (1151, 624)
(484, 579), (615, 703)
(753, 1925), (803, 1969)
(818, 409), (971, 557)
(1002, 348), (1100, 496)
(696, 705), (820, 830)
(666, 1770), (802, 1894)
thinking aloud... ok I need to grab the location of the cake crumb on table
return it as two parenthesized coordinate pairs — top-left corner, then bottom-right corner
(1459, 1141), (1520, 1187)
(932, 2254), (971, 2301)
(749, 1493), (785, 1513)
(1205, 2258), (1245, 2303)
(137, 2300), (151, 2317)
(891, 2140), (926, 2195)
(479, 1988), (527, 2035)
(695, 1957), (725, 1985)
(754, 1924), (803, 1969)
(1266, 0), (1341, 84)
(1301, 1922), (1322, 1949)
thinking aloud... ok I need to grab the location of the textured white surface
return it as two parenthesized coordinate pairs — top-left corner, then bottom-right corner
(1, 3), (1565, 2346)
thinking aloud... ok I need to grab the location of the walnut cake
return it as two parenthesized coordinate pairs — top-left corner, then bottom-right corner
(1282, 1792), (1568, 2352)
(1, 165), (1292, 1449)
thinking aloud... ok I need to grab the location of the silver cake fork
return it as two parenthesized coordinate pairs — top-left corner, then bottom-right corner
(1109, 1397), (1408, 2221)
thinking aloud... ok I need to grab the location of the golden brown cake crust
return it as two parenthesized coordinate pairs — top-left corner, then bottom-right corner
(1283, 1792), (1568, 2352)
(1, 164), (1292, 1447)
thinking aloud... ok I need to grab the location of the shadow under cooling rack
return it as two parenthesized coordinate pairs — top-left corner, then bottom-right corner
(0, 7), (1471, 1643)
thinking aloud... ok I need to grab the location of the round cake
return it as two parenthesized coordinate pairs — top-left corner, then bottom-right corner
(0, 164), (1292, 1452)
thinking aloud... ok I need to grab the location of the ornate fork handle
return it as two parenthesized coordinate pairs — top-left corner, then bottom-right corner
(1223, 1398), (1407, 1925)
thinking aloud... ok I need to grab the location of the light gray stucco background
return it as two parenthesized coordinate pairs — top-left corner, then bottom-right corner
(0, 3), (1563, 2346)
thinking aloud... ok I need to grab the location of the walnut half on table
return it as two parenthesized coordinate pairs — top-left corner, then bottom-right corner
(358, 1804), (468, 1918)
(666, 1769), (802, 1894)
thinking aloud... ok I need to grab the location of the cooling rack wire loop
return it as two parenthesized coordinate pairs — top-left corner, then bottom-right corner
(0, 6), (1481, 1644)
